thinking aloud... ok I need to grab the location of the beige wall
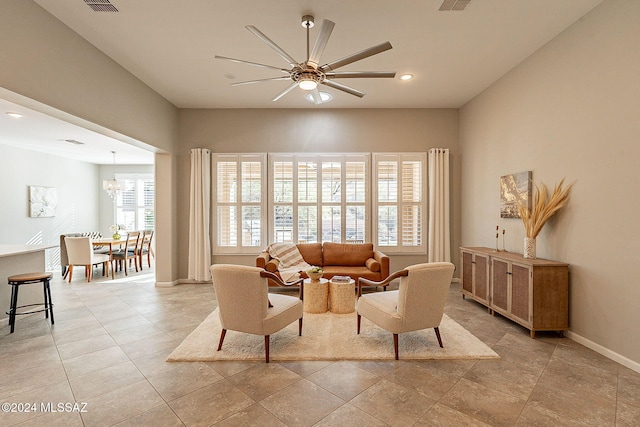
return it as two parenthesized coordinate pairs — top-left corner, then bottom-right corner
(460, 0), (640, 367)
(177, 108), (460, 278)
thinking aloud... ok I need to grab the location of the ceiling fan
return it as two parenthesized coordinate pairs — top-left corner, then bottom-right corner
(215, 15), (396, 104)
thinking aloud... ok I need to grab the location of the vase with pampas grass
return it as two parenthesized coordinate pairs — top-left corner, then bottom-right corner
(517, 178), (573, 258)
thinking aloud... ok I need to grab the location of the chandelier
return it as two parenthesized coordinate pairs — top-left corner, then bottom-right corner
(103, 151), (123, 200)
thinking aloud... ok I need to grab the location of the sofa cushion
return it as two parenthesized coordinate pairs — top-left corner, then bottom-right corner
(297, 243), (323, 266)
(323, 243), (374, 267)
(365, 258), (380, 272)
(265, 259), (279, 273)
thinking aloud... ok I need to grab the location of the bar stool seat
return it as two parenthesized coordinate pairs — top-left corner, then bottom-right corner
(6, 272), (54, 333)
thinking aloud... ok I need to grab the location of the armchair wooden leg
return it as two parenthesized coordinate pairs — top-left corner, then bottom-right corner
(357, 314), (361, 334)
(434, 327), (443, 348)
(393, 333), (399, 360)
(67, 265), (73, 283)
(264, 335), (270, 363)
(217, 329), (227, 351)
(298, 317), (303, 336)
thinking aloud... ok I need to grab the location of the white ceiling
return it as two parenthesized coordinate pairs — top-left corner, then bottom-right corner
(2, 0), (604, 163)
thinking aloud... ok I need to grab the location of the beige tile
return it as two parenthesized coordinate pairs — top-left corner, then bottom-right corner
(142, 357), (224, 401)
(0, 380), (75, 426)
(439, 378), (526, 427)
(415, 403), (492, 427)
(109, 323), (166, 346)
(307, 361), (379, 400)
(463, 358), (540, 400)
(217, 403), (287, 427)
(62, 346), (131, 378)
(15, 410), (84, 426)
(259, 379), (345, 426)
(0, 360), (67, 400)
(168, 379), (254, 425)
(56, 333), (118, 360)
(207, 360), (259, 377)
(385, 362), (464, 401)
(101, 314), (155, 334)
(51, 323), (108, 346)
(278, 360), (335, 377)
(350, 378), (435, 426)
(112, 403), (184, 426)
(0, 346), (61, 377)
(228, 363), (301, 401)
(0, 334), (55, 358)
(120, 333), (182, 359)
(616, 400), (640, 427)
(314, 403), (389, 427)
(69, 361), (145, 400)
(617, 366), (640, 408)
(80, 380), (165, 426)
(526, 374), (617, 425)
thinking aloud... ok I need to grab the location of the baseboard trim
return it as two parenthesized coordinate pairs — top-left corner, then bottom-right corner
(451, 278), (461, 284)
(155, 280), (180, 287)
(177, 279), (212, 285)
(565, 330), (640, 374)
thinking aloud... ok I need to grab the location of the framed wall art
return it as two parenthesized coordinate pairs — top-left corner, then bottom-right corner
(500, 171), (531, 218)
(29, 185), (57, 218)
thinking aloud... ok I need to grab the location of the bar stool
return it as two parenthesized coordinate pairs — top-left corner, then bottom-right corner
(6, 272), (54, 333)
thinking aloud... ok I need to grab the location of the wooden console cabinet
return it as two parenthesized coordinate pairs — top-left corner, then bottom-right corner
(460, 247), (569, 338)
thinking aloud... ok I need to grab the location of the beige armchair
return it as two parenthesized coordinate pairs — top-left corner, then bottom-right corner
(210, 264), (304, 363)
(64, 236), (111, 283)
(356, 262), (455, 360)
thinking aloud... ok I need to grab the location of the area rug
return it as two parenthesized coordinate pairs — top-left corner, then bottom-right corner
(167, 309), (499, 362)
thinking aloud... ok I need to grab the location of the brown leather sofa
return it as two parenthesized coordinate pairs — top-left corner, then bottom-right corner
(256, 242), (389, 283)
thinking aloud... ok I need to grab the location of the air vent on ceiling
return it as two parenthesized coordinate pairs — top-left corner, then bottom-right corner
(84, 0), (118, 12)
(63, 139), (85, 145)
(439, 0), (471, 11)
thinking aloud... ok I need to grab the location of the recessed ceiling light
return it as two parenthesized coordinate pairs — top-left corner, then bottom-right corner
(6, 112), (23, 118)
(399, 74), (414, 81)
(305, 91), (333, 104)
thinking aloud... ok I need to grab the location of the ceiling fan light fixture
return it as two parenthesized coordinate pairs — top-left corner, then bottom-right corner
(298, 75), (318, 90)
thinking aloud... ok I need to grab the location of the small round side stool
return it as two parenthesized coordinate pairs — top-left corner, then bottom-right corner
(6, 272), (54, 333)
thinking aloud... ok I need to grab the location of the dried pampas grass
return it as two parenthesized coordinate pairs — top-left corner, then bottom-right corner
(518, 178), (573, 238)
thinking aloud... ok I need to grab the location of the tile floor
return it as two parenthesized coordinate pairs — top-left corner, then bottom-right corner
(1, 266), (639, 426)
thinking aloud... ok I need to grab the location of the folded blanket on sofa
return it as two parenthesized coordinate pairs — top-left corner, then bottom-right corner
(267, 242), (311, 282)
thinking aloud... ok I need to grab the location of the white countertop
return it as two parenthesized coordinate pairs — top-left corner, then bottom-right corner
(0, 244), (58, 258)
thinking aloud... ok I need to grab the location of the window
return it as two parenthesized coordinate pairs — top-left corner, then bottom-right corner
(213, 154), (267, 254)
(115, 174), (154, 231)
(269, 154), (369, 244)
(373, 153), (426, 253)
(211, 152), (426, 255)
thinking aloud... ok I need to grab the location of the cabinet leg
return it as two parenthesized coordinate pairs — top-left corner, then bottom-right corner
(462, 294), (466, 300)
(558, 330), (565, 338)
(530, 330), (536, 339)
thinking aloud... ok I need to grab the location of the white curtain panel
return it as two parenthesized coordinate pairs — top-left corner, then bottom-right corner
(188, 148), (212, 281)
(428, 148), (451, 262)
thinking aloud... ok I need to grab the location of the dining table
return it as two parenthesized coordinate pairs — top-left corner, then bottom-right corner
(92, 237), (126, 279)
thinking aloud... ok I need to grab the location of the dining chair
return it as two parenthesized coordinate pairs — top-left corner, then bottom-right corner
(64, 236), (111, 283)
(138, 230), (154, 269)
(356, 262), (455, 360)
(111, 231), (140, 275)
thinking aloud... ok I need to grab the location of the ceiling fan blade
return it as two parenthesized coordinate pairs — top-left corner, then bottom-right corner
(214, 55), (290, 73)
(325, 71), (396, 79)
(320, 41), (393, 72)
(246, 25), (299, 68)
(307, 19), (335, 69)
(231, 76), (292, 86)
(272, 82), (299, 102)
(309, 88), (324, 105)
(321, 80), (365, 98)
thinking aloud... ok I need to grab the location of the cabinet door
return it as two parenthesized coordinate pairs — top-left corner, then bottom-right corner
(461, 251), (473, 294)
(510, 263), (531, 325)
(474, 253), (489, 304)
(491, 258), (509, 313)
